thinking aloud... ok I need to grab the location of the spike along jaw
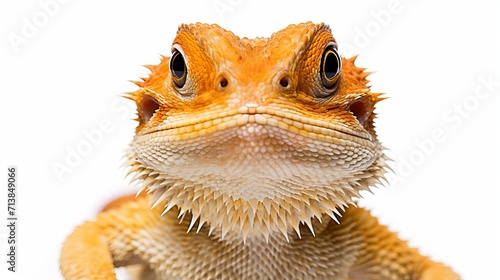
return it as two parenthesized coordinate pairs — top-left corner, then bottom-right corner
(125, 23), (387, 242)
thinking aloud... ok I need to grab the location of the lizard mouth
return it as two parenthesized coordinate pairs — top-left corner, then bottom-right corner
(140, 105), (373, 146)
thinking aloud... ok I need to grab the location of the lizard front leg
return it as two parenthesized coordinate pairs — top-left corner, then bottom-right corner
(345, 207), (460, 280)
(60, 221), (117, 279)
(60, 195), (156, 279)
(419, 263), (462, 280)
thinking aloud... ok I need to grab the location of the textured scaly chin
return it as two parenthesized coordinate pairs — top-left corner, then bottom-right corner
(125, 116), (388, 242)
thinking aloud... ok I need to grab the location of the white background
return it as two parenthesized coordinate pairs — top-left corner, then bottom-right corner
(0, 0), (499, 279)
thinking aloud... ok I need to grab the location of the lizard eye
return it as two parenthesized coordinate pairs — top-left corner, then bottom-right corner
(170, 49), (187, 88)
(320, 46), (341, 90)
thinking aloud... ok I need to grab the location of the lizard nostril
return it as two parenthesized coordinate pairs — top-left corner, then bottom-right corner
(217, 75), (229, 90)
(279, 76), (291, 89)
(139, 95), (160, 123)
(220, 77), (228, 88)
(279, 78), (288, 88)
(349, 98), (370, 127)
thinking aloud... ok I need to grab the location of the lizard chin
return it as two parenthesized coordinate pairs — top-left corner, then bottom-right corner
(125, 146), (388, 242)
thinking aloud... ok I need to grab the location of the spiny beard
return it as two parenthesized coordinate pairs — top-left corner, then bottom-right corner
(124, 149), (388, 243)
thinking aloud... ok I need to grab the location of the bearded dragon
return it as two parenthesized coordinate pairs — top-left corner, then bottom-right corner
(60, 22), (459, 280)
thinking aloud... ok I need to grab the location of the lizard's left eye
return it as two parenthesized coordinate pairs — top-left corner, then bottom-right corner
(320, 46), (341, 89)
(170, 49), (187, 88)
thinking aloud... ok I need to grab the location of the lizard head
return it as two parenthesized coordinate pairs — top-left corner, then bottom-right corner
(126, 22), (387, 240)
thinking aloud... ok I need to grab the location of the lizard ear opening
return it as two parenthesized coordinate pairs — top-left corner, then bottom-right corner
(139, 94), (160, 123)
(349, 97), (370, 127)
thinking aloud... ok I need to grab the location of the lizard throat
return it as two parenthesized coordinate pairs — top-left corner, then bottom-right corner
(131, 112), (377, 200)
(125, 145), (387, 241)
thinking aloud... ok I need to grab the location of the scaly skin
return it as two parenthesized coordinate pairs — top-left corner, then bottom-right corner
(60, 22), (460, 279)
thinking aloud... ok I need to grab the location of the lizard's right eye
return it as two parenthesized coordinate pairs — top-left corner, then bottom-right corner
(320, 45), (341, 90)
(170, 49), (187, 88)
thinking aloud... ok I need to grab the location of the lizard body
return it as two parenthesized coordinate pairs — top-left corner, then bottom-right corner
(60, 22), (459, 279)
